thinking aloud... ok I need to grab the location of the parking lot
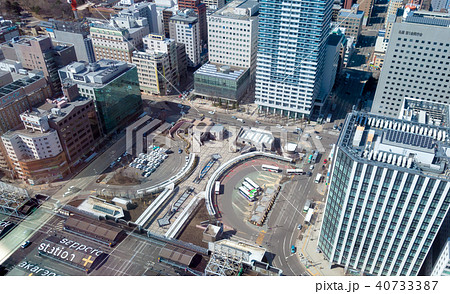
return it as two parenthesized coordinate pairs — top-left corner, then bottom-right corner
(103, 136), (186, 187)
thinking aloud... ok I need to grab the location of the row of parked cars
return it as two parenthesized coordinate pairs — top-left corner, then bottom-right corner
(129, 146), (169, 177)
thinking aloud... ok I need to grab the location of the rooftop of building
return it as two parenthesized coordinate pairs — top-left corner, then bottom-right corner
(194, 63), (248, 81)
(339, 110), (450, 180)
(338, 8), (364, 19)
(132, 49), (166, 60)
(27, 97), (93, 124)
(2, 125), (58, 139)
(212, 0), (259, 19)
(238, 127), (274, 146)
(328, 34), (343, 46)
(78, 196), (125, 219)
(405, 10), (450, 27)
(60, 59), (134, 88)
(46, 19), (91, 35)
(0, 35), (74, 52)
(170, 13), (198, 23)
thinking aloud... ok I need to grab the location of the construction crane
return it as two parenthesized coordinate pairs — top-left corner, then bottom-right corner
(67, 0), (79, 19)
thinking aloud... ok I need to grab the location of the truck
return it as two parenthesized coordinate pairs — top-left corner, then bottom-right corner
(326, 113), (332, 123)
(305, 209), (314, 224)
(303, 199), (311, 213)
(315, 173), (322, 184)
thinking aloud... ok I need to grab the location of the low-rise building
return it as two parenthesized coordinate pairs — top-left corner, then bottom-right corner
(1, 110), (69, 184)
(0, 17), (19, 43)
(236, 127), (274, 151)
(194, 63), (250, 101)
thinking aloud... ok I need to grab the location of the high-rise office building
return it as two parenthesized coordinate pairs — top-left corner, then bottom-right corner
(117, 1), (159, 34)
(58, 60), (143, 135)
(255, 0), (332, 118)
(207, 0), (259, 79)
(319, 110), (450, 276)
(371, 11), (450, 118)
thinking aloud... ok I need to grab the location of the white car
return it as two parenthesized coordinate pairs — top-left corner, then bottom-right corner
(208, 111), (215, 115)
(316, 136), (322, 140)
(310, 165), (314, 170)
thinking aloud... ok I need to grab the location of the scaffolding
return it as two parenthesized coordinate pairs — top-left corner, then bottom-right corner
(0, 181), (30, 216)
(205, 242), (249, 276)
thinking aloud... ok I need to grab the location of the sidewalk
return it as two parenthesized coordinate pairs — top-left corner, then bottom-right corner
(295, 202), (344, 276)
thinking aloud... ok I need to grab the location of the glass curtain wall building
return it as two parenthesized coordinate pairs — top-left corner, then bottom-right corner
(255, 0), (332, 118)
(318, 111), (450, 276)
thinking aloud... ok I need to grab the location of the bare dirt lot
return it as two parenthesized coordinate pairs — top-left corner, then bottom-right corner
(177, 200), (213, 248)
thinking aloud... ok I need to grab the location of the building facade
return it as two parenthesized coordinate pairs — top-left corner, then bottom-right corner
(371, 11), (450, 118)
(202, 0), (226, 10)
(39, 98), (101, 165)
(178, 0), (208, 43)
(1, 111), (69, 184)
(47, 20), (96, 63)
(319, 111), (450, 276)
(0, 17), (19, 43)
(0, 36), (77, 94)
(207, 0), (259, 79)
(194, 63), (250, 101)
(356, 0), (374, 26)
(90, 20), (149, 63)
(254, 0), (332, 118)
(133, 34), (179, 95)
(59, 60), (143, 135)
(117, 1), (159, 34)
(169, 14), (201, 67)
(431, 238), (450, 276)
(336, 5), (364, 44)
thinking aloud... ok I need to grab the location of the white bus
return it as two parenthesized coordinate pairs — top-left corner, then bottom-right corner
(215, 181), (221, 194)
(244, 177), (261, 191)
(261, 164), (282, 173)
(238, 187), (255, 202)
(286, 169), (304, 175)
(315, 174), (322, 183)
(242, 181), (255, 193)
(305, 209), (314, 223)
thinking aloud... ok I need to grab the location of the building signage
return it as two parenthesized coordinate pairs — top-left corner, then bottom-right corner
(17, 261), (58, 276)
(398, 30), (423, 37)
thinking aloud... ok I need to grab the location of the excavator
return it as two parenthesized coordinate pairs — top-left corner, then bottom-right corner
(67, 0), (78, 19)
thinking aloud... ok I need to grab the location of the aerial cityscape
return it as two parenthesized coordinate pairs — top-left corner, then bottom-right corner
(0, 0), (449, 281)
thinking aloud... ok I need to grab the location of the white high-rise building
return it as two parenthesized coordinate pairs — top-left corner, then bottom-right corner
(169, 12), (201, 67)
(371, 11), (450, 118)
(319, 110), (450, 276)
(207, 0), (259, 78)
(254, 0), (333, 118)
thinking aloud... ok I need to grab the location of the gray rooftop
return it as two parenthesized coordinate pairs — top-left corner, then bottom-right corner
(238, 127), (274, 146)
(194, 63), (248, 81)
(213, 0), (259, 19)
(338, 9), (364, 19)
(405, 11), (450, 27)
(170, 14), (198, 24)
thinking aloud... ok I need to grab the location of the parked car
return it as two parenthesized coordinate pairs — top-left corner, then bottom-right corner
(310, 165), (314, 170)
(208, 110), (215, 115)
(316, 136), (322, 140)
(297, 224), (302, 230)
(231, 116), (237, 119)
